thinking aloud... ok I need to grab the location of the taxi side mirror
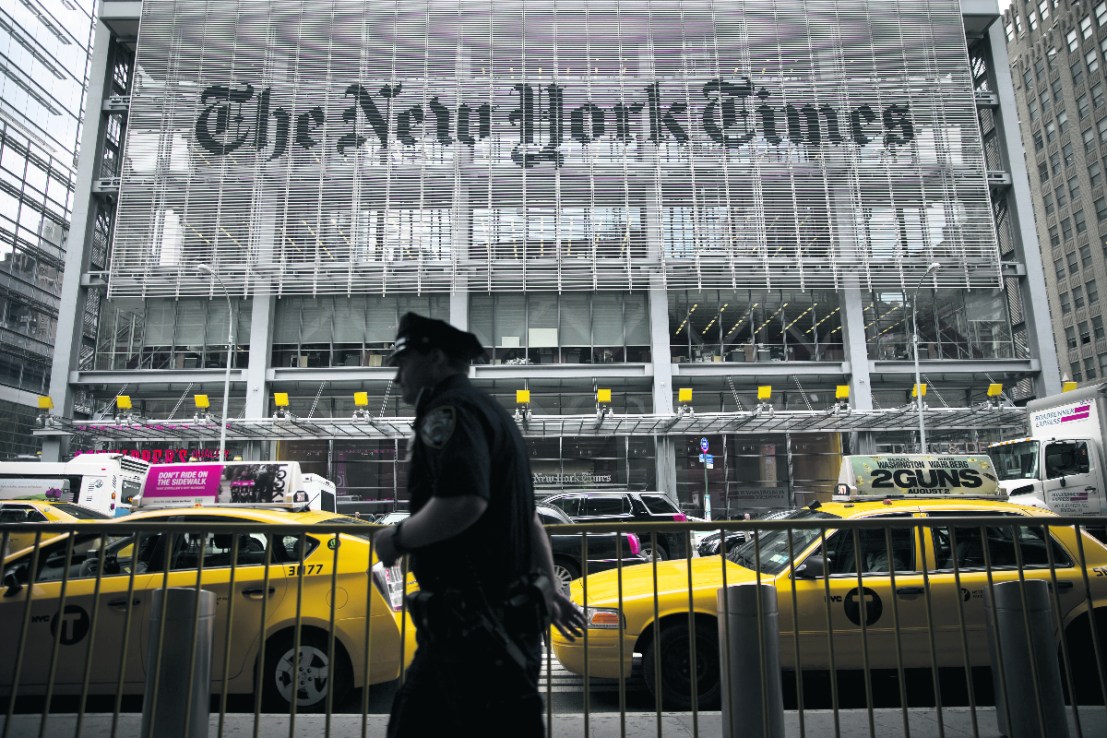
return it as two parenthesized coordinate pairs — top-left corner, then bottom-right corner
(794, 554), (827, 580)
(3, 568), (23, 598)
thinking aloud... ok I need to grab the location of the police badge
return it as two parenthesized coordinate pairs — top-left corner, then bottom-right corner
(420, 406), (456, 448)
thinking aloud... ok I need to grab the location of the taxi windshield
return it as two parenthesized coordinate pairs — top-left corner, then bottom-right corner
(727, 509), (838, 575)
(988, 441), (1040, 481)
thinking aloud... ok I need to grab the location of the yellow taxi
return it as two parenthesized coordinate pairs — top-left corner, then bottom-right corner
(0, 499), (110, 556)
(0, 505), (411, 711)
(552, 490), (1107, 709)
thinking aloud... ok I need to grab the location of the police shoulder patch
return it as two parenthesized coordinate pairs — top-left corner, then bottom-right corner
(419, 406), (456, 448)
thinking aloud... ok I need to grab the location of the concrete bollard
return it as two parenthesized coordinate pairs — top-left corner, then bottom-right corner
(141, 588), (215, 738)
(717, 584), (784, 738)
(984, 580), (1069, 738)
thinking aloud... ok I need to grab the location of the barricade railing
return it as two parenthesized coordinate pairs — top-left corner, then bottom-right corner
(0, 516), (1105, 737)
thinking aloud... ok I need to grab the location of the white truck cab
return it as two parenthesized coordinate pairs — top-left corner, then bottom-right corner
(987, 383), (1106, 525)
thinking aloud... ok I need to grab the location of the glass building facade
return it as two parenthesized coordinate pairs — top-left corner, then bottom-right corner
(44, 1), (1058, 515)
(0, 0), (95, 459)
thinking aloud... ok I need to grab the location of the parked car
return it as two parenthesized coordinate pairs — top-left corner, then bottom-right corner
(539, 491), (690, 560)
(536, 504), (647, 591)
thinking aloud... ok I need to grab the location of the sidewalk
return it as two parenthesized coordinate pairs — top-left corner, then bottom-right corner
(3, 708), (1106, 737)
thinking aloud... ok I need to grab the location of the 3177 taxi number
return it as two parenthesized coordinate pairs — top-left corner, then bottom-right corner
(288, 564), (325, 576)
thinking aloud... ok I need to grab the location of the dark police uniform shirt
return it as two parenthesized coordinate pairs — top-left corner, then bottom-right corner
(407, 374), (536, 600)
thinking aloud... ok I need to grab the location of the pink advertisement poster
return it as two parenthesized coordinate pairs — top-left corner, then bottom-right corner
(141, 463), (224, 504)
(141, 463), (292, 505)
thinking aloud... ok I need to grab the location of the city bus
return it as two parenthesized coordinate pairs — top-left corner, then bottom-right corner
(0, 453), (151, 516)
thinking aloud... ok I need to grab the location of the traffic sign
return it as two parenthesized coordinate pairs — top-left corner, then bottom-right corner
(705, 454), (714, 465)
(700, 437), (709, 452)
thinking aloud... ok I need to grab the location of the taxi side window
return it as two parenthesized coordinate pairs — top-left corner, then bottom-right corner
(33, 533), (135, 582)
(929, 520), (1073, 570)
(822, 526), (916, 576)
(1045, 441), (1090, 479)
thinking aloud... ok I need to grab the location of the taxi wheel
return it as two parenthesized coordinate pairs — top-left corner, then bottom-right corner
(553, 558), (580, 594)
(640, 543), (668, 562)
(262, 631), (352, 713)
(641, 620), (720, 710)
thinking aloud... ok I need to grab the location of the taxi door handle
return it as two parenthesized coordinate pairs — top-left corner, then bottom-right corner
(107, 598), (141, 609)
(242, 587), (276, 599)
(896, 587), (925, 596)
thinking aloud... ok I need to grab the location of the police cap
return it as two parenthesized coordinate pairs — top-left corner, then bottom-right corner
(388, 312), (485, 365)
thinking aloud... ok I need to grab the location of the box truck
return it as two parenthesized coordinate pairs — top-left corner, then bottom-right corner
(987, 383), (1107, 530)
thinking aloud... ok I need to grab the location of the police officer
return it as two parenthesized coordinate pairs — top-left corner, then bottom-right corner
(375, 313), (584, 737)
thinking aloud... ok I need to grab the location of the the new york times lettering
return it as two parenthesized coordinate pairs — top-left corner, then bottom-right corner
(194, 77), (915, 167)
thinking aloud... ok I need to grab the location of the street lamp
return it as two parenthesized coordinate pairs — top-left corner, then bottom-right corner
(910, 261), (941, 453)
(197, 263), (233, 462)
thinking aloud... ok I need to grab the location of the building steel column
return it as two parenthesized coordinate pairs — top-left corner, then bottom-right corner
(840, 280), (876, 455)
(985, 20), (1061, 396)
(242, 290), (274, 461)
(42, 20), (115, 462)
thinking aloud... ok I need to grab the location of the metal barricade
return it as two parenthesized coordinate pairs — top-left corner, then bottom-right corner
(0, 515), (1105, 737)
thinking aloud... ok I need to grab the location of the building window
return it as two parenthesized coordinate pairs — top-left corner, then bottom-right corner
(667, 290), (840, 363)
(1093, 315), (1105, 339)
(1050, 150), (1062, 174)
(1030, 98), (1041, 122)
(1035, 131), (1046, 151)
(1073, 61), (1085, 88)
(1097, 196), (1107, 221)
(1055, 256), (1066, 280)
(1076, 288), (1087, 310)
(1071, 176), (1082, 202)
(1068, 251), (1080, 274)
(1080, 320), (1092, 344)
(1088, 280), (1100, 304)
(1045, 192), (1056, 215)
(1046, 121), (1058, 144)
(1076, 209), (1087, 233)
(1059, 110), (1070, 137)
(1062, 293), (1073, 315)
(1089, 50), (1101, 75)
(1079, 93), (1090, 118)
(1024, 68), (1035, 89)
(1098, 2), (1107, 26)
(1040, 161), (1051, 183)
(1069, 29), (1081, 52)
(1053, 77), (1064, 100)
(1016, 13), (1024, 35)
(1084, 127), (1096, 152)
(1066, 326), (1077, 350)
(1094, 82), (1106, 108)
(1007, 22), (1016, 43)
(1050, 225), (1062, 248)
(1085, 358), (1097, 379)
(1063, 142), (1075, 166)
(1057, 183), (1068, 209)
(1090, 161), (1102, 188)
(1082, 244), (1093, 269)
(1039, 1), (1051, 21)
(1083, 16), (1094, 39)
(1030, 11), (1039, 31)
(1099, 118), (1107, 143)
(1041, 89), (1052, 113)
(1102, 36), (1107, 58)
(471, 292), (651, 365)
